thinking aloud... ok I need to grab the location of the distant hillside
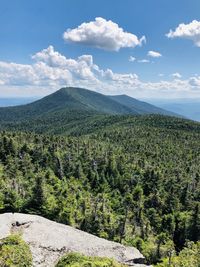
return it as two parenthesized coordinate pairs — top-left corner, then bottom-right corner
(109, 94), (178, 116)
(0, 87), (182, 134)
(0, 87), (136, 123)
(0, 97), (37, 107)
(158, 102), (200, 122)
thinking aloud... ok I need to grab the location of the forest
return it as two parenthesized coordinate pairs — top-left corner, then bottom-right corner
(0, 113), (199, 266)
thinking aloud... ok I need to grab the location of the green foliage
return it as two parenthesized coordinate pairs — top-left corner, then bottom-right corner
(55, 252), (126, 267)
(108, 94), (175, 116)
(0, 87), (176, 127)
(0, 234), (32, 267)
(154, 241), (200, 267)
(0, 112), (200, 265)
(0, 87), (178, 134)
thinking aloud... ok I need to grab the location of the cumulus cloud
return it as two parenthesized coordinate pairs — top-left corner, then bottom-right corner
(1, 45), (200, 99)
(0, 46), (99, 89)
(172, 72), (182, 79)
(166, 20), (200, 47)
(32, 46), (68, 67)
(148, 50), (162, 58)
(129, 56), (136, 62)
(63, 17), (146, 51)
(103, 68), (138, 84)
(0, 61), (39, 86)
(32, 46), (97, 81)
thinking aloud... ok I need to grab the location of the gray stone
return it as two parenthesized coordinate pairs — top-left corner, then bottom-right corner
(0, 213), (151, 267)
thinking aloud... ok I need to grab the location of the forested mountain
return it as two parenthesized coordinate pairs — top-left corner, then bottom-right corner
(0, 87), (199, 266)
(109, 95), (177, 116)
(0, 87), (181, 135)
(0, 87), (134, 123)
(0, 87), (178, 123)
(0, 114), (200, 265)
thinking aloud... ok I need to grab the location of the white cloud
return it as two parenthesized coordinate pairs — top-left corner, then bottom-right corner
(63, 17), (146, 51)
(0, 61), (39, 86)
(148, 50), (162, 58)
(138, 59), (150, 63)
(189, 76), (200, 87)
(1, 45), (200, 99)
(102, 68), (138, 84)
(166, 20), (200, 47)
(172, 72), (182, 79)
(129, 56), (136, 62)
(32, 46), (68, 67)
(32, 46), (97, 81)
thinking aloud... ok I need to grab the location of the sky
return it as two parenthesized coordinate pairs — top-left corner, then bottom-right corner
(0, 0), (200, 99)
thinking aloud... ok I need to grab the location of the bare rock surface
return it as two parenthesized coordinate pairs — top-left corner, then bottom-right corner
(0, 213), (151, 267)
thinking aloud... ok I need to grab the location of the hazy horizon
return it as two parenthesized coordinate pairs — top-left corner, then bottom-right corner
(1, 91), (200, 121)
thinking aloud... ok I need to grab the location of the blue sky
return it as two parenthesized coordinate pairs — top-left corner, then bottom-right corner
(0, 0), (200, 98)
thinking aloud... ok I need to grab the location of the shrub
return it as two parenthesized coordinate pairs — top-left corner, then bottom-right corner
(0, 234), (32, 267)
(56, 252), (126, 267)
(154, 241), (200, 267)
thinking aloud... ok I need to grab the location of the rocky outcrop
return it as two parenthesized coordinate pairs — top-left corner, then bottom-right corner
(0, 213), (151, 267)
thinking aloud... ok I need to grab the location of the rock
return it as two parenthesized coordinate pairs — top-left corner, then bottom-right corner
(0, 213), (151, 267)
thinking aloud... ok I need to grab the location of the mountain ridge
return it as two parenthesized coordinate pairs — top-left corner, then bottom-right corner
(0, 87), (179, 124)
(109, 94), (178, 116)
(0, 87), (186, 135)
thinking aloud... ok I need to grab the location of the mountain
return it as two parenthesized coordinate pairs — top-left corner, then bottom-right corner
(109, 94), (178, 116)
(0, 87), (178, 124)
(0, 87), (185, 136)
(157, 102), (200, 122)
(0, 87), (136, 123)
(0, 88), (199, 267)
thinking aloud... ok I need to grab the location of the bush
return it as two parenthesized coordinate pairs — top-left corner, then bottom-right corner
(0, 234), (32, 267)
(154, 241), (200, 267)
(56, 252), (126, 267)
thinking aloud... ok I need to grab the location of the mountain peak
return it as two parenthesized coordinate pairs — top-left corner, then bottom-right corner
(0, 87), (179, 124)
